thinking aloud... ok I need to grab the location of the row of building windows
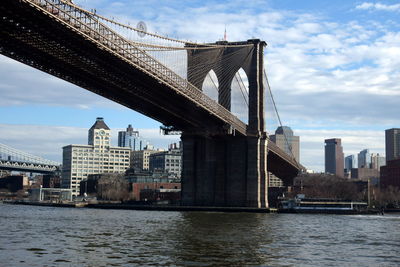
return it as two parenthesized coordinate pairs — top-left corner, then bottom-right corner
(72, 155), (129, 159)
(72, 159), (129, 163)
(166, 163), (181, 167)
(71, 149), (129, 154)
(71, 168), (127, 176)
(166, 159), (180, 162)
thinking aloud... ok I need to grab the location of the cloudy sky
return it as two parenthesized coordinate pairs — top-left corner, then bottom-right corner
(1, 0), (399, 171)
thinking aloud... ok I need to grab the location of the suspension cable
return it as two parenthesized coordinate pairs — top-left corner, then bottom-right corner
(59, 0), (253, 50)
(264, 69), (300, 167)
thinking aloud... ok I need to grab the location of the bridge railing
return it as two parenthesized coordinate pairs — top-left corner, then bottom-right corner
(27, 0), (247, 135)
(0, 159), (59, 172)
(0, 143), (60, 167)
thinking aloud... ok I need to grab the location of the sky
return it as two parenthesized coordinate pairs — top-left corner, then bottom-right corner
(1, 0), (400, 171)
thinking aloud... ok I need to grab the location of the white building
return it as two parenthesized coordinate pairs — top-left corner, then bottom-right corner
(61, 117), (131, 196)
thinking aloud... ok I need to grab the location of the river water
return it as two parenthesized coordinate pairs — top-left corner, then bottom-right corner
(0, 204), (399, 267)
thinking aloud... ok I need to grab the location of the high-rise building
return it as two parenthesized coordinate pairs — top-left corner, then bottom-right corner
(370, 153), (385, 171)
(358, 149), (371, 168)
(324, 138), (344, 177)
(62, 118), (131, 196)
(269, 126), (300, 187)
(270, 126), (300, 162)
(385, 128), (400, 163)
(345, 155), (356, 172)
(118, 124), (142, 151)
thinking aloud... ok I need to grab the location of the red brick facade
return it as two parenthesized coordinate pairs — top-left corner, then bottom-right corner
(130, 182), (181, 201)
(380, 159), (400, 189)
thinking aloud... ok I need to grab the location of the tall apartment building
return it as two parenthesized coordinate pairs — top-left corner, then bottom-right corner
(62, 117), (131, 196)
(385, 128), (400, 163)
(149, 143), (182, 179)
(118, 124), (142, 151)
(358, 149), (371, 168)
(269, 126), (300, 187)
(324, 138), (344, 177)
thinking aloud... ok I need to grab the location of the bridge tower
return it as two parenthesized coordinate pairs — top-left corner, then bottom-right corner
(181, 39), (269, 208)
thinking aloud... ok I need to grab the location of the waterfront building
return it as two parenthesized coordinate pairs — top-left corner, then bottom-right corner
(42, 174), (61, 188)
(380, 159), (400, 189)
(385, 128), (400, 163)
(345, 155), (356, 172)
(149, 143), (182, 179)
(324, 138), (344, 177)
(0, 175), (29, 192)
(61, 117), (131, 196)
(269, 126), (300, 187)
(351, 168), (379, 181)
(370, 153), (385, 171)
(131, 145), (160, 171)
(118, 124), (142, 151)
(358, 149), (371, 168)
(80, 172), (180, 202)
(125, 168), (179, 183)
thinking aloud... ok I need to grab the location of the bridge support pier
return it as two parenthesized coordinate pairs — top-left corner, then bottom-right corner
(181, 133), (269, 208)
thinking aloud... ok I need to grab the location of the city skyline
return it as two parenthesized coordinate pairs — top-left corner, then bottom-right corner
(1, 0), (399, 171)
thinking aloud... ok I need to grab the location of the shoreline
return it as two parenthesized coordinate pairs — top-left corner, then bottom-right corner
(4, 200), (399, 214)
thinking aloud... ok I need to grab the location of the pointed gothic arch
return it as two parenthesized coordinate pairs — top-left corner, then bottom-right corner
(230, 68), (249, 124)
(201, 69), (219, 102)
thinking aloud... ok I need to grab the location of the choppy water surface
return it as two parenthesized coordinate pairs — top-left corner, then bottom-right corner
(0, 204), (399, 266)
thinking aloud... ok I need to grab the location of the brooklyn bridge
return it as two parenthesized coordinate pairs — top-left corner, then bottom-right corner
(0, 0), (304, 207)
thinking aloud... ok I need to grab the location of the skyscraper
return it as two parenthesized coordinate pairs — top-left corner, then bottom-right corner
(358, 149), (371, 168)
(345, 155), (356, 172)
(270, 126), (300, 162)
(269, 126), (300, 187)
(325, 138), (344, 177)
(118, 124), (142, 151)
(385, 128), (400, 163)
(370, 153), (385, 171)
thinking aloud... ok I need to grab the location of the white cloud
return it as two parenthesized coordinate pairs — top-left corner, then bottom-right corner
(356, 2), (400, 12)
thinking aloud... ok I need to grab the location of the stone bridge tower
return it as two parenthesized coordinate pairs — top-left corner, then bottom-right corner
(181, 39), (269, 208)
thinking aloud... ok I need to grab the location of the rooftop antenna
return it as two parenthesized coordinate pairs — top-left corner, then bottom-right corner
(224, 25), (227, 41)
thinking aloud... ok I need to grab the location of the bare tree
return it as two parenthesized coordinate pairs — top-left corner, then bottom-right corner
(96, 174), (130, 201)
(293, 174), (362, 200)
(374, 186), (400, 208)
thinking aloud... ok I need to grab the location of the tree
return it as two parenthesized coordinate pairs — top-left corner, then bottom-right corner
(292, 173), (363, 200)
(374, 186), (400, 208)
(96, 174), (130, 201)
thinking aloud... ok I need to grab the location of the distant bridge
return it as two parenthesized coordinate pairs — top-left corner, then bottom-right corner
(0, 143), (60, 174)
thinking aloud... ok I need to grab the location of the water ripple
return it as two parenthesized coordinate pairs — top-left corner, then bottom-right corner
(1, 204), (399, 266)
